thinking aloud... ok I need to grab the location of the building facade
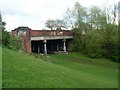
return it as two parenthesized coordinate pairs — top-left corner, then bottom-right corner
(12, 27), (73, 54)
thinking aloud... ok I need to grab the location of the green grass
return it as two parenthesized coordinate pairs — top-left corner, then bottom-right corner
(0, 46), (2, 89)
(3, 48), (118, 88)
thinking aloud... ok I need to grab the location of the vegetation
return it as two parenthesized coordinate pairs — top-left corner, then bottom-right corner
(64, 2), (119, 62)
(45, 19), (66, 30)
(0, 47), (2, 89)
(2, 30), (22, 51)
(0, 13), (22, 51)
(2, 2), (119, 88)
(3, 47), (118, 88)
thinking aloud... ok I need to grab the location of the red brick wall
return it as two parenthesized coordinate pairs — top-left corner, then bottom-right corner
(12, 28), (73, 53)
(12, 29), (18, 36)
(31, 30), (72, 37)
(24, 29), (31, 53)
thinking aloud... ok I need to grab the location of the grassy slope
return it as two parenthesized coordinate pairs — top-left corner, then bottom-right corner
(3, 48), (118, 88)
(49, 53), (118, 80)
(0, 46), (2, 89)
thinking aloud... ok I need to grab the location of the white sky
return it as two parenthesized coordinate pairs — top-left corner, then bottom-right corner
(0, 0), (119, 31)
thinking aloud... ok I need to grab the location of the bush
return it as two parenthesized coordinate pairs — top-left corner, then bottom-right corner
(2, 31), (22, 51)
(70, 24), (119, 62)
(84, 30), (104, 58)
(2, 31), (11, 47)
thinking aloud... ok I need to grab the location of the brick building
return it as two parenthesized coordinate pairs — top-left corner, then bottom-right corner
(12, 27), (73, 54)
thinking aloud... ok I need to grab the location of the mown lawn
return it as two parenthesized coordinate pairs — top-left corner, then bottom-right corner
(2, 48), (118, 88)
(0, 46), (2, 89)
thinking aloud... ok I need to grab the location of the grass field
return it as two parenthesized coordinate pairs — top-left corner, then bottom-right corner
(2, 48), (118, 88)
(0, 46), (2, 89)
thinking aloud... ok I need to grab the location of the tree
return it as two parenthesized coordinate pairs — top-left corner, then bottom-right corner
(45, 19), (66, 30)
(88, 6), (107, 30)
(112, 4), (117, 24)
(74, 2), (88, 30)
(0, 13), (2, 31)
(105, 3), (118, 25)
(1, 14), (8, 46)
(1, 18), (10, 47)
(1, 13), (22, 51)
(0, 13), (2, 44)
(55, 19), (66, 30)
(63, 2), (88, 31)
(45, 19), (55, 30)
(118, 1), (120, 42)
(63, 8), (76, 28)
(2, 31), (11, 47)
(65, 2), (119, 62)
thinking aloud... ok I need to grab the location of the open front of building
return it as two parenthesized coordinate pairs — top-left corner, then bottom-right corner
(12, 27), (73, 54)
(31, 39), (72, 54)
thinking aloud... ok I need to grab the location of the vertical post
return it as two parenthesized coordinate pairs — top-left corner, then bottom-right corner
(57, 42), (59, 51)
(33, 46), (34, 52)
(38, 46), (40, 53)
(38, 42), (40, 53)
(44, 40), (47, 55)
(63, 39), (66, 52)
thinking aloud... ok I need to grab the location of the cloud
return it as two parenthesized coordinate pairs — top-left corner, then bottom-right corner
(0, 0), (119, 31)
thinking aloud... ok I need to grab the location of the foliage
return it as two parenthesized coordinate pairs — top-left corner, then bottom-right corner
(63, 2), (88, 30)
(88, 6), (107, 30)
(2, 30), (22, 51)
(2, 31), (11, 47)
(102, 24), (119, 62)
(70, 25), (119, 62)
(9, 35), (22, 51)
(65, 2), (119, 62)
(84, 30), (104, 58)
(1, 12), (22, 51)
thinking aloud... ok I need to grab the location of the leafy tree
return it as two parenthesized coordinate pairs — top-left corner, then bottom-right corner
(9, 36), (22, 50)
(88, 6), (107, 30)
(2, 31), (11, 47)
(63, 2), (88, 31)
(63, 8), (75, 28)
(73, 2), (88, 30)
(1, 13), (22, 51)
(0, 13), (2, 45)
(66, 2), (119, 62)
(0, 13), (9, 47)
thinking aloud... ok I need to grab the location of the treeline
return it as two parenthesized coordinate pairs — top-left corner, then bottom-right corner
(1, 26), (21, 51)
(0, 13), (22, 50)
(63, 2), (119, 62)
(2, 30), (22, 51)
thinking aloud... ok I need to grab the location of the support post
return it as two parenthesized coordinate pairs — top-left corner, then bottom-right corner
(38, 46), (40, 53)
(38, 41), (40, 53)
(33, 46), (34, 52)
(43, 40), (47, 55)
(57, 42), (59, 51)
(63, 39), (66, 52)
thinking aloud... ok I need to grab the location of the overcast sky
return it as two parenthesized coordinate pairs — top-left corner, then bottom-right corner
(0, 0), (119, 31)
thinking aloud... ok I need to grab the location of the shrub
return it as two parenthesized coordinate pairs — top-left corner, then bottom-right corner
(70, 24), (119, 62)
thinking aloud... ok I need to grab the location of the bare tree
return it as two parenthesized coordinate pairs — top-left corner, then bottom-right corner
(45, 19), (66, 30)
(112, 4), (117, 24)
(45, 19), (55, 30)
